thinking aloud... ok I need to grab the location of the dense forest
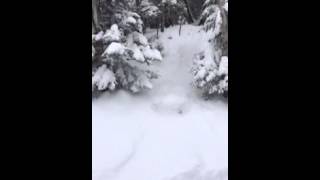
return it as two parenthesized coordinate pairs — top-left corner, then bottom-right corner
(92, 1), (228, 180)
(92, 0), (228, 98)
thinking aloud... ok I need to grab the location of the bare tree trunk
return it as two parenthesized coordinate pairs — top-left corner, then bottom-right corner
(143, 17), (147, 34)
(161, 13), (164, 32)
(92, 0), (100, 33)
(179, 20), (182, 36)
(218, 0), (228, 56)
(221, 9), (228, 56)
(92, 21), (96, 34)
(157, 27), (159, 39)
(183, 0), (194, 23)
(157, 17), (159, 39)
(135, 0), (141, 7)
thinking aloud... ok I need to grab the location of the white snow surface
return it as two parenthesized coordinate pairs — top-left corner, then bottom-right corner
(133, 32), (148, 46)
(103, 24), (121, 43)
(132, 44), (145, 62)
(126, 17), (137, 24)
(93, 25), (228, 180)
(143, 46), (163, 61)
(103, 42), (125, 56)
(92, 65), (116, 91)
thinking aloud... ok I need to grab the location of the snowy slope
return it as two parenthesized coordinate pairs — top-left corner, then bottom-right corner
(92, 25), (228, 180)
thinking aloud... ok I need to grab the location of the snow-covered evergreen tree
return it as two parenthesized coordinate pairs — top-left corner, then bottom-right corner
(138, 0), (161, 30)
(199, 0), (215, 30)
(192, 0), (228, 98)
(92, 3), (162, 97)
(139, 0), (161, 19)
(158, 0), (190, 29)
(192, 52), (228, 97)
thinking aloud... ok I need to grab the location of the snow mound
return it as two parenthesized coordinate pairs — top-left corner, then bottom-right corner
(93, 25), (227, 180)
(132, 44), (145, 62)
(126, 16), (137, 24)
(103, 42), (125, 56)
(94, 31), (104, 41)
(133, 32), (148, 46)
(143, 46), (163, 61)
(92, 65), (116, 91)
(103, 24), (121, 43)
(151, 94), (190, 115)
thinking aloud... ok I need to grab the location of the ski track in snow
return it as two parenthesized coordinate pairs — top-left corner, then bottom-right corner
(92, 25), (228, 180)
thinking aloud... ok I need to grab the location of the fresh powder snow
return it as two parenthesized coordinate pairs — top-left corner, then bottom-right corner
(92, 65), (116, 91)
(103, 42), (125, 56)
(132, 44), (145, 62)
(126, 16), (137, 24)
(133, 32), (149, 46)
(93, 25), (227, 180)
(143, 46), (163, 61)
(103, 24), (121, 43)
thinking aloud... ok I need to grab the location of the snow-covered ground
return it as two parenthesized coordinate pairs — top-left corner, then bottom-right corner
(92, 25), (228, 180)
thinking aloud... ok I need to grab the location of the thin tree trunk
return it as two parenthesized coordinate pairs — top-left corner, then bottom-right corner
(143, 18), (147, 34)
(161, 13), (164, 32)
(179, 21), (182, 36)
(92, 0), (100, 33)
(157, 17), (159, 38)
(221, 9), (228, 56)
(183, 0), (194, 23)
(92, 21), (96, 34)
(157, 27), (159, 39)
(135, 0), (141, 7)
(218, 0), (228, 56)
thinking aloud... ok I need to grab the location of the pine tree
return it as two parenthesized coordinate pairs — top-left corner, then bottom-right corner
(92, 6), (162, 97)
(92, 0), (163, 97)
(199, 0), (214, 28)
(138, 0), (161, 31)
(192, 0), (228, 98)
